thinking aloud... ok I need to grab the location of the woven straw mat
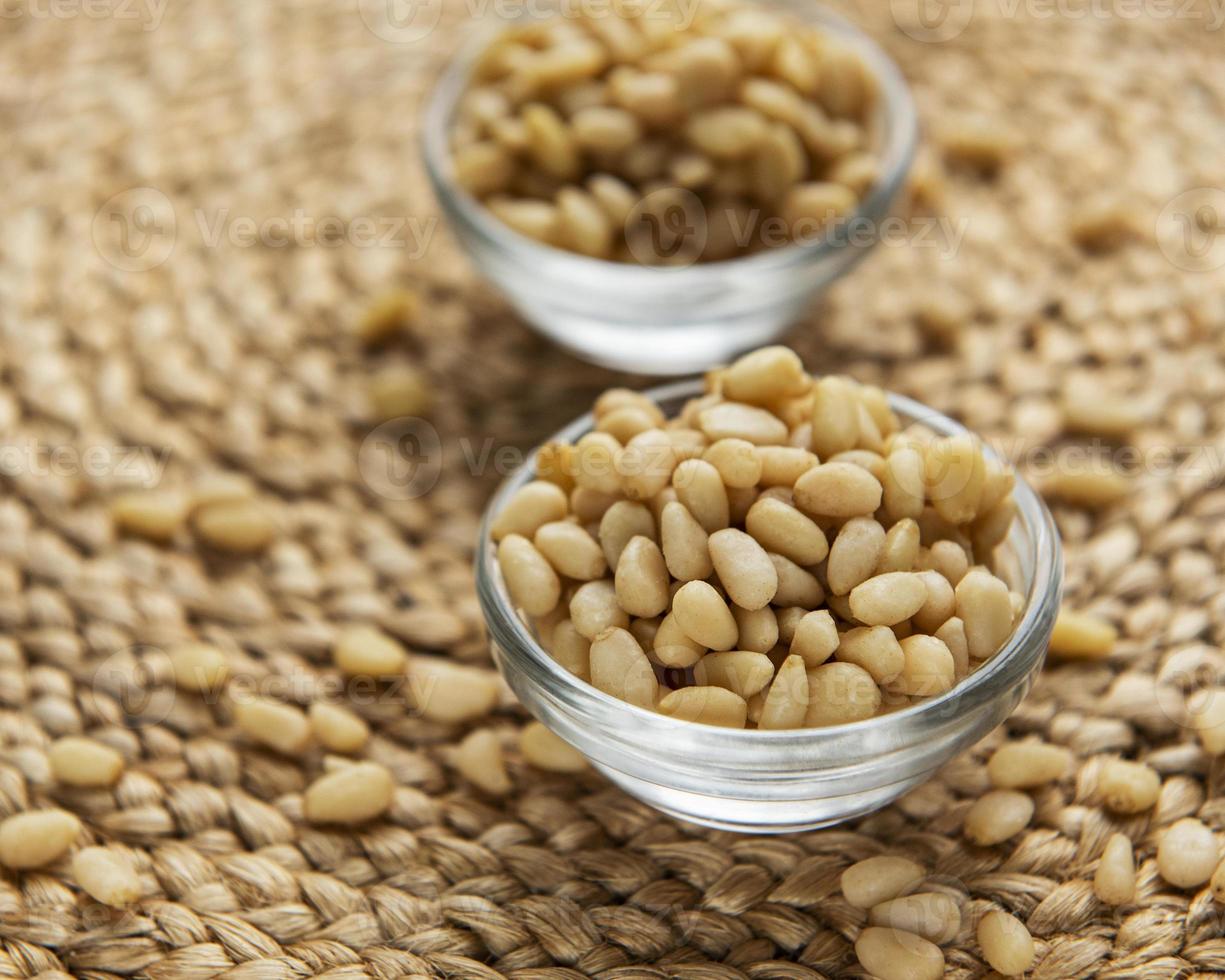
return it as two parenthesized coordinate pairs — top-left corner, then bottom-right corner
(3, 0), (1225, 976)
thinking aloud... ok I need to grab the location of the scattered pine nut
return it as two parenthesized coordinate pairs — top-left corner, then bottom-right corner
(72, 846), (141, 906)
(520, 721), (588, 772)
(303, 762), (394, 825)
(48, 736), (125, 788)
(855, 927), (944, 980)
(1097, 758), (1160, 814)
(110, 489), (189, 543)
(368, 364), (432, 420)
(193, 499), (276, 554)
(977, 910), (1034, 976)
(334, 625), (407, 678)
(409, 657), (500, 723)
(1095, 833), (1136, 906)
(0, 810), (81, 869)
(1157, 817), (1219, 888)
(869, 892), (962, 945)
(1190, 688), (1225, 754)
(964, 789), (1034, 846)
(168, 642), (230, 692)
(454, 728), (512, 795)
(309, 702), (370, 754)
(987, 741), (1072, 789)
(355, 288), (420, 345)
(233, 698), (312, 755)
(1049, 608), (1117, 659)
(841, 855), (926, 909)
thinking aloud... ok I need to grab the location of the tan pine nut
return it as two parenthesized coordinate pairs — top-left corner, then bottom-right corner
(0, 810), (80, 869)
(869, 892), (962, 945)
(842, 855), (926, 908)
(855, 927), (944, 980)
(912, 569), (956, 634)
(829, 447), (886, 481)
(964, 789), (1034, 846)
(790, 609), (839, 668)
(672, 458), (730, 532)
(536, 441), (577, 492)
(805, 661), (879, 726)
(723, 346), (807, 405)
(309, 702), (369, 754)
(709, 528), (778, 610)
(703, 438), (762, 488)
(595, 388), (664, 422)
(731, 605), (778, 655)
(193, 499), (276, 554)
(849, 572), (927, 626)
(590, 627), (658, 708)
(1097, 758), (1160, 814)
(522, 103), (581, 180)
(454, 728), (512, 795)
(890, 635), (955, 697)
(549, 619), (591, 679)
(1191, 688), (1225, 754)
(971, 494), (1016, 555)
(587, 173), (638, 225)
(769, 553), (825, 608)
(487, 196), (558, 243)
(809, 377), (861, 460)
(654, 612), (706, 667)
(745, 497), (829, 566)
(571, 105), (642, 153)
(453, 141), (515, 196)
(534, 521), (607, 581)
(48, 736), (125, 788)
(598, 500), (656, 569)
(617, 427), (676, 500)
(759, 654), (808, 729)
(658, 686), (748, 728)
(977, 911), (1034, 977)
(686, 106), (769, 158)
(774, 606), (806, 646)
(1158, 817), (1219, 888)
(190, 470), (257, 508)
(756, 446), (819, 486)
(987, 741), (1072, 789)
(569, 579), (630, 639)
(827, 517), (886, 596)
(110, 489), (189, 543)
(955, 567), (1013, 659)
(499, 532), (563, 617)
(1095, 833), (1136, 905)
(609, 67), (682, 125)
(574, 431), (624, 496)
(1049, 608), (1117, 660)
(304, 762), (394, 825)
(664, 427), (709, 461)
(836, 625), (904, 684)
(882, 444), (926, 522)
(1042, 458), (1130, 508)
(924, 435), (985, 525)
(660, 501), (713, 582)
(409, 657), (500, 723)
(597, 404), (659, 445)
(72, 846), (141, 906)
(615, 535), (670, 617)
(935, 617), (970, 677)
(234, 698), (312, 755)
(1211, 855), (1225, 903)
(694, 650), (775, 698)
(925, 539), (970, 585)
(672, 580), (738, 651)
(520, 721), (588, 772)
(794, 461), (883, 518)
(698, 401), (789, 445)
(168, 642), (230, 692)
(877, 518), (920, 574)
(334, 624), (408, 678)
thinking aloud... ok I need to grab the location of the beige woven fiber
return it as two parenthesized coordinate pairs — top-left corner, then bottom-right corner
(2, 0), (1225, 976)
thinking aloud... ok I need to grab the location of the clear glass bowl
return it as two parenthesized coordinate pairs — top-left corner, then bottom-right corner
(421, 3), (918, 375)
(475, 381), (1063, 834)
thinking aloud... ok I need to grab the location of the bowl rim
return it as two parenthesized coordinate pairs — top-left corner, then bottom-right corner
(475, 378), (1064, 748)
(420, 0), (920, 284)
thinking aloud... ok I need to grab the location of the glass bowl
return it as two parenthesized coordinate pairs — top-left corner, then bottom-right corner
(421, 3), (918, 375)
(475, 380), (1063, 834)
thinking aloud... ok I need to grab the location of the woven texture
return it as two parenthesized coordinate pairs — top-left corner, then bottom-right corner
(3, 0), (1225, 976)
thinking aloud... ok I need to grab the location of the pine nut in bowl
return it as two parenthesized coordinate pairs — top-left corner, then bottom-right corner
(421, 1), (917, 374)
(475, 347), (1063, 833)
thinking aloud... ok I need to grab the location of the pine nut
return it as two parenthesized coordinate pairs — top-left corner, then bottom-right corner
(1049, 608), (1117, 659)
(694, 651), (775, 699)
(723, 346), (807, 406)
(1043, 458), (1130, 508)
(520, 721), (588, 772)
(987, 741), (1072, 789)
(304, 762), (394, 825)
(649, 612), (705, 668)
(334, 624), (407, 677)
(1210, 854), (1225, 904)
(673, 458), (730, 532)
(882, 444), (926, 522)
(1097, 758), (1160, 814)
(454, 729), (512, 795)
(876, 518), (920, 574)
(732, 604), (778, 654)
(598, 500), (656, 569)
(869, 892), (962, 945)
(809, 377), (860, 460)
(842, 855), (926, 908)
(590, 627), (659, 708)
(891, 635), (955, 697)
(168, 641), (230, 692)
(709, 528), (777, 610)
(855, 928), (944, 980)
(409, 657), (500, 723)
(790, 609), (839, 667)
(72, 846), (141, 906)
(617, 428), (676, 500)
(522, 103), (580, 180)
(745, 497), (828, 565)
(549, 619), (591, 679)
(660, 501), (713, 584)
(571, 105), (642, 153)
(827, 517), (886, 596)
(193, 499), (276, 554)
(912, 569), (956, 634)
(574, 432), (624, 497)
(926, 539), (970, 585)
(849, 572), (927, 626)
(977, 911), (1034, 977)
(534, 521), (606, 581)
(110, 489), (189, 543)
(615, 536), (670, 617)
(687, 106), (769, 158)
(836, 626), (904, 684)
(48, 736), (125, 788)
(756, 446), (819, 487)
(454, 140), (514, 195)
(698, 401), (789, 446)
(805, 661), (880, 725)
(703, 438), (763, 488)
(1095, 833), (1136, 905)
(925, 435), (986, 525)
(955, 567), (1014, 659)
(309, 702), (370, 754)
(569, 579), (630, 639)
(964, 789), (1034, 846)
(794, 462), (883, 518)
(935, 617), (970, 676)
(1158, 817), (1218, 888)
(0, 810), (81, 868)
(658, 686), (748, 728)
(234, 697), (312, 755)
(759, 653), (808, 729)
(672, 581), (738, 651)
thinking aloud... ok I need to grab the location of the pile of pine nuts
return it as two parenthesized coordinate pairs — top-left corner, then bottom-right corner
(448, 0), (879, 263)
(495, 345), (1026, 729)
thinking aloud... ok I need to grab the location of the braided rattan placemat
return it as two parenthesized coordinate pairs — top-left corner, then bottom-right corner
(4, 0), (1225, 976)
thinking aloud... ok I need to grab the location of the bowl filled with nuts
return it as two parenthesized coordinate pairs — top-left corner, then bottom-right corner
(422, 0), (917, 374)
(476, 347), (1062, 832)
